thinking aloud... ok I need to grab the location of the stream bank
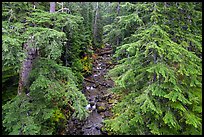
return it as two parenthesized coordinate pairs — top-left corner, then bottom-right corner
(65, 44), (118, 135)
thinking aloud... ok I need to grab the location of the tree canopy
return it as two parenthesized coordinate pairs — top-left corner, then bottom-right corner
(2, 2), (202, 135)
(103, 2), (202, 135)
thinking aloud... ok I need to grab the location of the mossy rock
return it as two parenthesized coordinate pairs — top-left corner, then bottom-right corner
(97, 103), (106, 113)
(108, 99), (116, 104)
(97, 106), (106, 113)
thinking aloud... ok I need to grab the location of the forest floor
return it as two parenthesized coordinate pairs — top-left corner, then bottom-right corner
(65, 44), (119, 135)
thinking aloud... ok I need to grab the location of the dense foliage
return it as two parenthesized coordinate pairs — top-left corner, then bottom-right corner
(3, 58), (88, 134)
(2, 2), (94, 135)
(2, 2), (202, 135)
(103, 2), (202, 135)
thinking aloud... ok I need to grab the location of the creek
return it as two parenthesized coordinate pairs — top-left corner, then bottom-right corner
(66, 44), (118, 135)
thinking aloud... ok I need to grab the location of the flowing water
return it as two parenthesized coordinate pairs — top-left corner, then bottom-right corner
(65, 44), (117, 135)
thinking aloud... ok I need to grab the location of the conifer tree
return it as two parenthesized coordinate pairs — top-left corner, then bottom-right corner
(93, 2), (103, 48)
(2, 2), (89, 135)
(104, 2), (202, 135)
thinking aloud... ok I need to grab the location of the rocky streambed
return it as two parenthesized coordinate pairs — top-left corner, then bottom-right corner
(65, 44), (119, 135)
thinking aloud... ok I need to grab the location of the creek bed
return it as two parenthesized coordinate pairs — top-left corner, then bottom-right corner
(66, 44), (116, 135)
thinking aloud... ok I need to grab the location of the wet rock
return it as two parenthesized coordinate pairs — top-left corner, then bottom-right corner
(86, 125), (92, 129)
(95, 95), (99, 100)
(95, 123), (103, 130)
(89, 96), (95, 101)
(76, 125), (82, 129)
(106, 83), (112, 88)
(99, 111), (105, 116)
(90, 86), (94, 90)
(104, 111), (112, 117)
(93, 68), (98, 72)
(95, 126), (100, 130)
(102, 93), (112, 100)
(90, 101), (95, 106)
(98, 63), (102, 66)
(101, 64), (106, 68)
(101, 115), (105, 119)
(96, 66), (102, 70)
(97, 97), (102, 102)
(93, 84), (99, 88)
(93, 74), (99, 77)
(80, 130), (84, 134)
(86, 86), (90, 90)
(73, 120), (78, 124)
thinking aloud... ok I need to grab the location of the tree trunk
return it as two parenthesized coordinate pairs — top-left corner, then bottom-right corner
(18, 37), (38, 95)
(108, 2), (111, 23)
(153, 50), (157, 82)
(32, 2), (36, 9)
(62, 2), (63, 12)
(93, 2), (99, 44)
(18, 3), (56, 95)
(50, 2), (56, 13)
(116, 2), (120, 46)
(117, 2), (120, 15)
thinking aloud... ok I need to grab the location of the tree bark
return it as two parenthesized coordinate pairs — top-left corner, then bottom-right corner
(50, 2), (56, 13)
(93, 2), (99, 43)
(153, 50), (157, 82)
(108, 2), (111, 23)
(97, 49), (113, 56)
(116, 2), (120, 46)
(32, 2), (37, 9)
(117, 2), (120, 15)
(18, 37), (38, 95)
(18, 2), (57, 95)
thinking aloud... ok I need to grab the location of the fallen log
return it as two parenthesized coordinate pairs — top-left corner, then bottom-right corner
(84, 78), (95, 83)
(98, 50), (113, 56)
(102, 47), (112, 51)
(84, 78), (107, 87)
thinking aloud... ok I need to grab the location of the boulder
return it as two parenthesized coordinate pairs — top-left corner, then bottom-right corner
(96, 102), (106, 113)
(86, 125), (92, 129)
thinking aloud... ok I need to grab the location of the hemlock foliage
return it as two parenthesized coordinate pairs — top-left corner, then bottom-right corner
(3, 58), (88, 135)
(103, 2), (202, 135)
(2, 2), (90, 135)
(2, 2), (202, 135)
